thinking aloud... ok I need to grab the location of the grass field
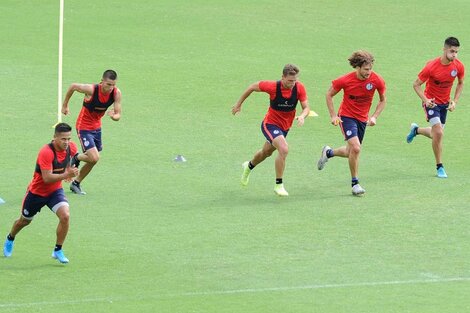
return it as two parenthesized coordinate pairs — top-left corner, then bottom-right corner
(1, 0), (470, 312)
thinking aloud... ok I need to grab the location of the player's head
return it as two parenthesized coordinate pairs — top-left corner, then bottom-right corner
(101, 69), (117, 93)
(53, 123), (72, 151)
(281, 64), (300, 89)
(443, 37), (460, 62)
(349, 50), (374, 80)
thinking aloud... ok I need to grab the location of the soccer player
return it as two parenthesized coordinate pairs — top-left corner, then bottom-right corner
(3, 123), (80, 263)
(231, 64), (310, 196)
(62, 70), (122, 195)
(317, 50), (387, 196)
(406, 37), (465, 178)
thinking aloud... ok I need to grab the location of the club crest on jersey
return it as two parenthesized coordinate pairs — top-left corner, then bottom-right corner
(365, 83), (374, 90)
(451, 69), (458, 77)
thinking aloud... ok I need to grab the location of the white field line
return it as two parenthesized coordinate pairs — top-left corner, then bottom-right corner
(1, 277), (469, 308)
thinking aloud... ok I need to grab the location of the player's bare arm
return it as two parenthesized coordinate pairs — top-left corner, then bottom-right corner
(326, 86), (342, 125)
(295, 100), (310, 126)
(107, 89), (122, 121)
(231, 82), (261, 115)
(62, 83), (95, 115)
(41, 166), (78, 184)
(449, 78), (464, 111)
(413, 78), (435, 108)
(368, 93), (387, 126)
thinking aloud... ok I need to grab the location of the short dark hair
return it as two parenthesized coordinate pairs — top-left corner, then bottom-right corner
(55, 122), (72, 134)
(102, 69), (118, 80)
(282, 64), (300, 76)
(445, 37), (460, 47)
(348, 50), (374, 68)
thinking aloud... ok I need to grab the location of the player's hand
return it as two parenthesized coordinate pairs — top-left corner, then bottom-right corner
(231, 104), (241, 115)
(367, 116), (377, 126)
(64, 165), (79, 180)
(425, 98), (436, 108)
(61, 106), (69, 115)
(448, 101), (456, 112)
(331, 115), (342, 126)
(107, 109), (115, 118)
(295, 115), (305, 126)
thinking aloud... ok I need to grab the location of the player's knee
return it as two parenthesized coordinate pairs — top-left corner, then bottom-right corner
(278, 145), (289, 158)
(433, 127), (444, 139)
(19, 218), (31, 227)
(89, 154), (100, 164)
(350, 144), (361, 155)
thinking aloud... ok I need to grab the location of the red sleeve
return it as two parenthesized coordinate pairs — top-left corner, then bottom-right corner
(458, 62), (465, 79)
(297, 82), (308, 102)
(418, 62), (431, 82)
(37, 146), (54, 171)
(331, 76), (345, 91)
(69, 142), (78, 155)
(377, 75), (386, 95)
(258, 81), (276, 94)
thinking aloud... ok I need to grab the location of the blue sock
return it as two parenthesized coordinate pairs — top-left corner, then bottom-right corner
(326, 149), (334, 158)
(351, 177), (359, 187)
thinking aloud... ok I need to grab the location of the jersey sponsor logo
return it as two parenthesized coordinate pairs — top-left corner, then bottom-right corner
(451, 69), (458, 77)
(277, 100), (294, 108)
(366, 83), (374, 90)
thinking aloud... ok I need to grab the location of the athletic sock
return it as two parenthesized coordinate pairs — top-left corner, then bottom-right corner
(7, 234), (14, 241)
(54, 245), (62, 252)
(351, 177), (359, 187)
(436, 163), (443, 170)
(276, 178), (283, 185)
(326, 149), (334, 158)
(248, 161), (255, 170)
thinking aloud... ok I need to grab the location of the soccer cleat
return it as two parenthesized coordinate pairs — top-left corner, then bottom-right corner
(317, 145), (331, 170)
(437, 167), (448, 178)
(352, 184), (366, 196)
(70, 181), (86, 195)
(3, 238), (14, 257)
(274, 184), (289, 197)
(52, 249), (69, 264)
(406, 123), (419, 143)
(241, 161), (251, 186)
(70, 153), (80, 168)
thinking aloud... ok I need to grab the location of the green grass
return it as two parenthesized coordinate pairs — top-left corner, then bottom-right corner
(1, 0), (470, 312)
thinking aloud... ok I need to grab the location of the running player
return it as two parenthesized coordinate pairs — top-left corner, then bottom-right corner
(317, 50), (387, 196)
(231, 64), (310, 196)
(62, 70), (122, 195)
(406, 37), (465, 178)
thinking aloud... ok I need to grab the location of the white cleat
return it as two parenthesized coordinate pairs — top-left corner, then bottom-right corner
(352, 184), (366, 196)
(241, 161), (251, 186)
(274, 184), (289, 197)
(317, 145), (331, 170)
